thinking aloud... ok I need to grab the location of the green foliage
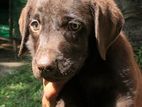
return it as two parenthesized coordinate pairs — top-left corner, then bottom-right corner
(135, 47), (142, 68)
(0, 64), (42, 107)
(0, 25), (9, 38)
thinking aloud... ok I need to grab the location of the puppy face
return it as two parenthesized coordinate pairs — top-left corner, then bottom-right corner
(19, 0), (123, 81)
(24, 0), (93, 81)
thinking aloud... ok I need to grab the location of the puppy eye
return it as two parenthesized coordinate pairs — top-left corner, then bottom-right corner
(30, 20), (41, 32)
(68, 21), (82, 32)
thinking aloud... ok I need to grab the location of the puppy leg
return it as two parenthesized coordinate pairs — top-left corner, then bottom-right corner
(42, 94), (55, 107)
(42, 79), (66, 107)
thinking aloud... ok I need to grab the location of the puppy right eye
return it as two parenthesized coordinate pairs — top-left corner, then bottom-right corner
(68, 21), (82, 32)
(30, 20), (41, 32)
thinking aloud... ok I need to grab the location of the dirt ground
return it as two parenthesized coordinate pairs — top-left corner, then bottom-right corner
(0, 40), (25, 76)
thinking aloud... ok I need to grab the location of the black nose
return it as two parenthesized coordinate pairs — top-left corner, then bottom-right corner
(38, 63), (58, 80)
(38, 64), (53, 71)
(38, 64), (56, 77)
(37, 63), (55, 75)
(36, 56), (57, 77)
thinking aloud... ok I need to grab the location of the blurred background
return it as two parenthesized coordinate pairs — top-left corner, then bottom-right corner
(0, 0), (142, 107)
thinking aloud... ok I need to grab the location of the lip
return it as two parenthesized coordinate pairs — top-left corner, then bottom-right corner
(41, 70), (75, 82)
(42, 75), (69, 82)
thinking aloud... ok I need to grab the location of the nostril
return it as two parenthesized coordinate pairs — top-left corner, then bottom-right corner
(36, 55), (51, 70)
(38, 64), (54, 71)
(38, 64), (56, 76)
(38, 65), (47, 71)
(46, 66), (54, 71)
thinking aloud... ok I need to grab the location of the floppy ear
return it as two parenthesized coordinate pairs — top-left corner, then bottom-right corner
(18, 6), (30, 56)
(90, 0), (124, 60)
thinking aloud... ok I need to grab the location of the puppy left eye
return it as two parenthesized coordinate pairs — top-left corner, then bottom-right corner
(30, 20), (41, 32)
(68, 21), (82, 32)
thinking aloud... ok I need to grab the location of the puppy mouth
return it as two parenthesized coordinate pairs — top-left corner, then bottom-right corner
(40, 68), (74, 82)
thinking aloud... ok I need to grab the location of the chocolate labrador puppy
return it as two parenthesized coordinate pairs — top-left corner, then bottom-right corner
(19, 0), (142, 107)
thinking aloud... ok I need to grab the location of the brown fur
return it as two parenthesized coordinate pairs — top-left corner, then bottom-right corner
(19, 0), (142, 107)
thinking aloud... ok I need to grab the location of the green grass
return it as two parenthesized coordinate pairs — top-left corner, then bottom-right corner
(0, 64), (43, 107)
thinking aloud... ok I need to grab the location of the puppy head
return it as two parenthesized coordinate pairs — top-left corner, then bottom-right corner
(18, 0), (124, 81)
